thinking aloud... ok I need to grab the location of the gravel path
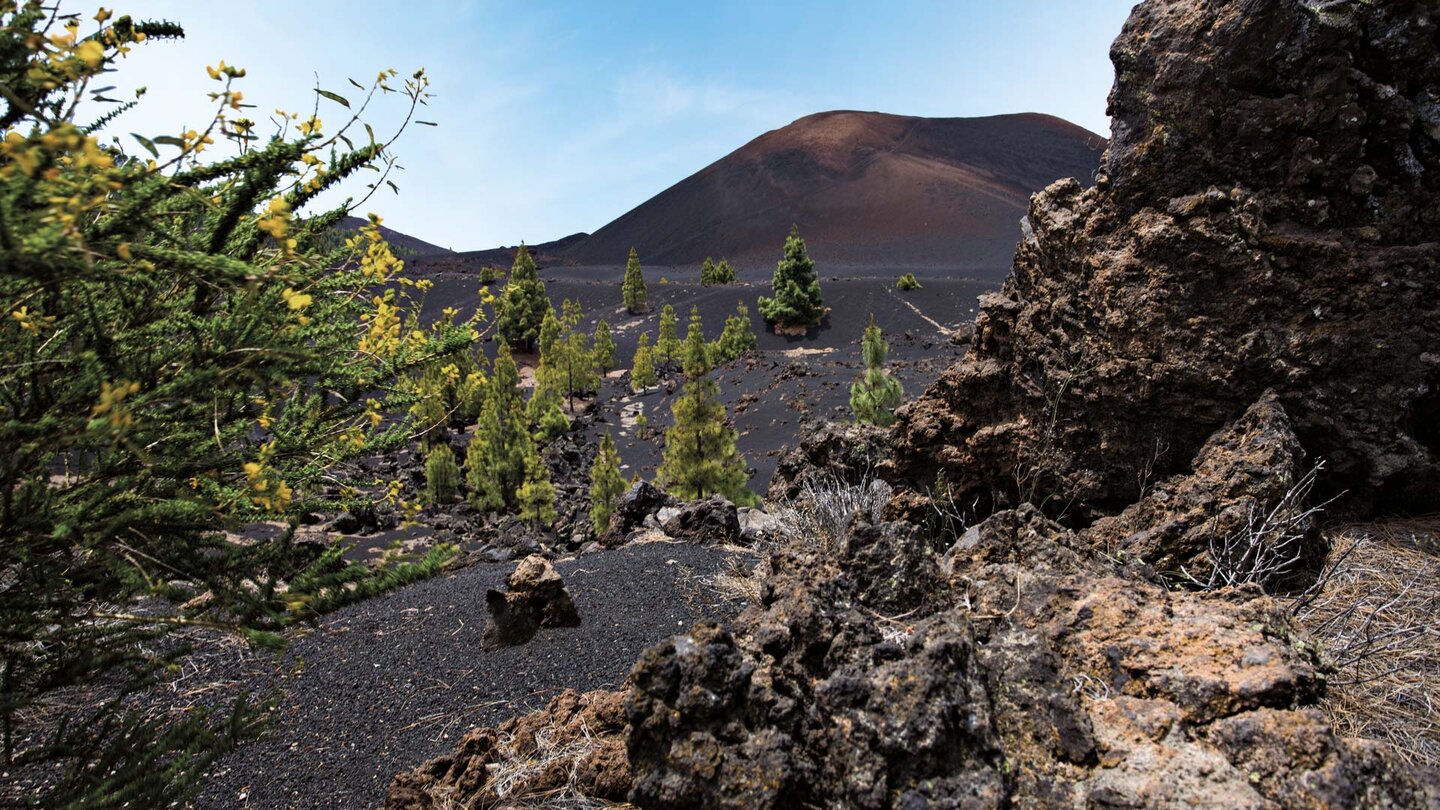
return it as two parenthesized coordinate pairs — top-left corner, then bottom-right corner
(192, 542), (742, 809)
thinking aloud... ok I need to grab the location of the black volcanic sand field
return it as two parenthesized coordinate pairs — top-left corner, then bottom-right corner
(191, 542), (740, 808)
(419, 267), (993, 490)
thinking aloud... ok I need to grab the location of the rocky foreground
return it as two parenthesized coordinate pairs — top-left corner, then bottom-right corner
(387, 0), (1440, 807)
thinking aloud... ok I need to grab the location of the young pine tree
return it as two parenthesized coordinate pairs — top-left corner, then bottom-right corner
(622, 246), (648, 313)
(757, 225), (825, 330)
(425, 444), (461, 504)
(656, 304), (681, 370)
(588, 432), (626, 533)
(465, 425), (505, 512)
(496, 245), (550, 352)
(700, 256), (716, 286)
(538, 302), (561, 358)
(528, 382), (570, 442)
(468, 346), (529, 506)
(714, 259), (736, 285)
(516, 433), (557, 528)
(631, 333), (657, 392)
(593, 319), (616, 373)
(850, 318), (904, 427)
(657, 309), (756, 505)
(710, 302), (758, 364)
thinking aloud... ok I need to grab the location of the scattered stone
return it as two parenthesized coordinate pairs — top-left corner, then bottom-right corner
(738, 507), (781, 545)
(482, 555), (581, 648)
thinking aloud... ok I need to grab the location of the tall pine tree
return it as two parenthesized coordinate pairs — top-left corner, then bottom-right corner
(622, 246), (648, 313)
(496, 245), (550, 352)
(466, 345), (529, 506)
(657, 308), (756, 505)
(757, 225), (824, 331)
(588, 432), (626, 533)
(700, 256), (716, 286)
(849, 318), (904, 426)
(714, 258), (736, 285)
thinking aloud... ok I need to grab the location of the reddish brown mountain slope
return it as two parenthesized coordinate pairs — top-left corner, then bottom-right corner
(564, 111), (1104, 278)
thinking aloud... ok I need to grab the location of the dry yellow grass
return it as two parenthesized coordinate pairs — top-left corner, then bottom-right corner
(1290, 520), (1440, 768)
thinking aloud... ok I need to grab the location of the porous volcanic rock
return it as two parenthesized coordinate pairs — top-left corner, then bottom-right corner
(660, 496), (741, 545)
(482, 555), (581, 648)
(768, 422), (891, 501)
(602, 481), (677, 546)
(891, 0), (1440, 517)
(623, 506), (1437, 808)
(1082, 391), (1322, 580)
(385, 687), (629, 809)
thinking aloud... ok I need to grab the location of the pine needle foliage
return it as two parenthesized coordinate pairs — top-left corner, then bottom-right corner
(588, 432), (625, 533)
(497, 244), (548, 352)
(850, 318), (904, 426)
(713, 258), (736, 285)
(656, 304), (681, 370)
(896, 272), (922, 291)
(757, 225), (824, 329)
(710, 302), (758, 364)
(466, 346), (528, 507)
(592, 319), (616, 372)
(631, 332), (657, 392)
(657, 309), (756, 505)
(622, 246), (647, 313)
(515, 435), (556, 528)
(0, 7), (461, 806)
(425, 444), (461, 504)
(700, 256), (716, 286)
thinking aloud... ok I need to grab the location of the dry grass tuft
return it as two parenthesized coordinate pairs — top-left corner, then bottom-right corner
(1290, 522), (1440, 768)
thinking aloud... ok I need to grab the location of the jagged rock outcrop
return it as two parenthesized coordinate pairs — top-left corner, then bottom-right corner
(482, 555), (581, 648)
(892, 0), (1440, 517)
(602, 481), (677, 546)
(1083, 391), (1323, 581)
(768, 422), (891, 501)
(623, 507), (1437, 808)
(660, 496), (741, 545)
(385, 688), (629, 809)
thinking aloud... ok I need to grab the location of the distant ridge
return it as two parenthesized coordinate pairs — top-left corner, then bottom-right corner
(563, 111), (1104, 279)
(338, 215), (455, 256)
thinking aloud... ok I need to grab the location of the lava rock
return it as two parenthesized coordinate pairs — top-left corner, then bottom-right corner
(891, 0), (1440, 518)
(603, 481), (676, 545)
(481, 555), (581, 648)
(661, 496), (741, 545)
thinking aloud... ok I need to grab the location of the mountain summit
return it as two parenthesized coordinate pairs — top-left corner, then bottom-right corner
(564, 110), (1104, 278)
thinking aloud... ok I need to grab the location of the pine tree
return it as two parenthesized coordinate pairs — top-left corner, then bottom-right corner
(700, 256), (716, 286)
(593, 319), (616, 373)
(425, 444), (461, 504)
(757, 225), (825, 330)
(465, 424), (505, 512)
(710, 302), (758, 364)
(496, 245), (550, 352)
(528, 382), (570, 442)
(657, 309), (756, 505)
(516, 433), (557, 528)
(631, 332), (657, 392)
(538, 302), (561, 358)
(588, 432), (626, 533)
(656, 304), (681, 370)
(622, 246), (648, 313)
(850, 318), (904, 427)
(468, 345), (530, 504)
(714, 259), (736, 285)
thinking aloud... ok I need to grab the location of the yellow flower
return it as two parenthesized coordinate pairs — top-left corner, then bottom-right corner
(74, 40), (104, 69)
(298, 116), (322, 136)
(281, 288), (312, 311)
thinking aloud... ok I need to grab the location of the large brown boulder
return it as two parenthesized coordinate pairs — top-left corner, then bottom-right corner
(891, 0), (1440, 517)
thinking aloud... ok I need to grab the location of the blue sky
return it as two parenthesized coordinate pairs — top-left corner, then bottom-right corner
(103, 1), (1136, 250)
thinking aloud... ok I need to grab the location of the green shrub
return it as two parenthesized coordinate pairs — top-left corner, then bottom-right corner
(850, 319), (904, 426)
(711, 302), (758, 364)
(0, 8), (456, 805)
(896, 272), (922, 291)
